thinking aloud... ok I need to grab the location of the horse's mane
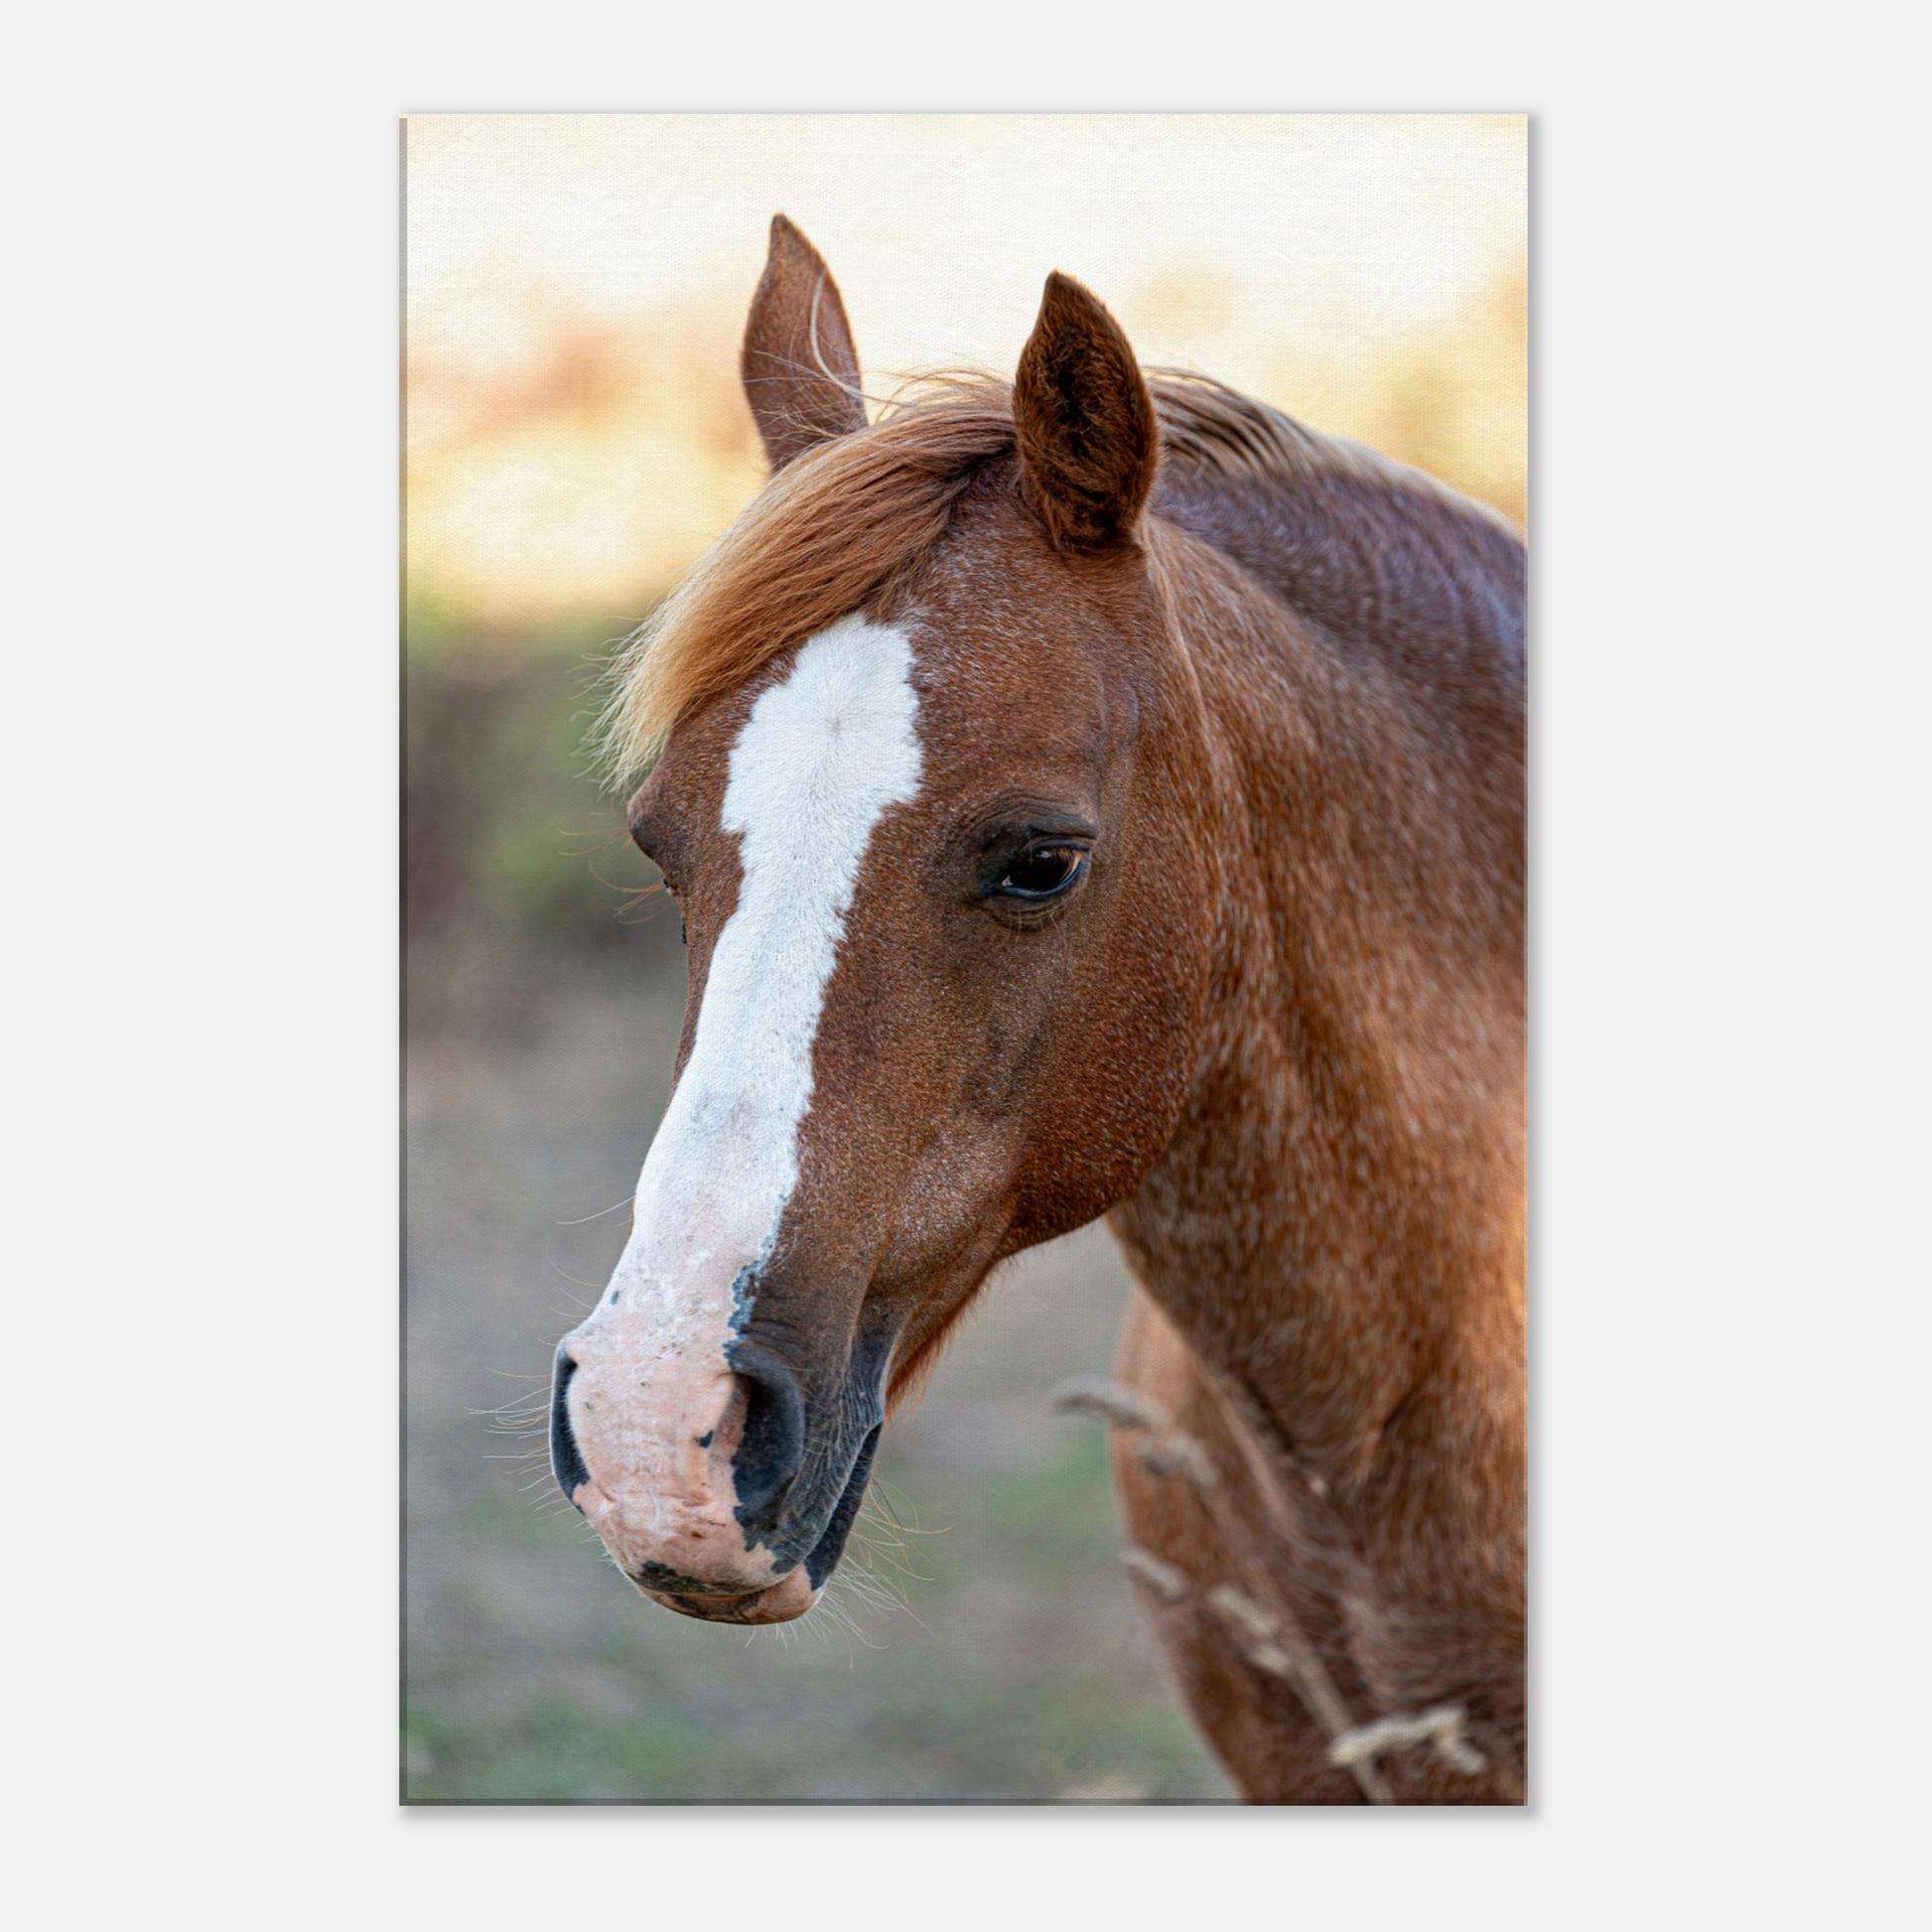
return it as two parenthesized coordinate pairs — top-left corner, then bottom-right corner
(597, 370), (1508, 788)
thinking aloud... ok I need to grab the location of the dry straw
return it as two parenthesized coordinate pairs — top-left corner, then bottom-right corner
(1049, 1373), (1522, 1805)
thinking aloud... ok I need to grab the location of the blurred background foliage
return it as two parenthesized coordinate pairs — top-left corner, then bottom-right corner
(403, 113), (1524, 1804)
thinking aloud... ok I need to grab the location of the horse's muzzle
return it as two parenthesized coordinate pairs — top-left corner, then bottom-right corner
(631, 1419), (883, 1623)
(548, 1331), (883, 1620)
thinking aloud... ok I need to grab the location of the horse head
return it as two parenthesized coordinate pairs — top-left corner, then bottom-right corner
(549, 216), (1219, 1622)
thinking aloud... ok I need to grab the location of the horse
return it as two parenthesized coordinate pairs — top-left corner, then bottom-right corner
(548, 213), (1526, 1804)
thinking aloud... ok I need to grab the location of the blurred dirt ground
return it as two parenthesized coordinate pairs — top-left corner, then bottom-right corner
(402, 934), (1233, 1803)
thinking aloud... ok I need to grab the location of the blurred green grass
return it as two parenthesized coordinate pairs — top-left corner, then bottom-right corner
(404, 1430), (1222, 1804)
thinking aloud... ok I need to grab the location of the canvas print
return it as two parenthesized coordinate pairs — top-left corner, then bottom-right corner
(404, 112), (1526, 1805)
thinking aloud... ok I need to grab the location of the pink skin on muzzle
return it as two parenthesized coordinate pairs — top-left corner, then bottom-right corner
(562, 1302), (805, 1603)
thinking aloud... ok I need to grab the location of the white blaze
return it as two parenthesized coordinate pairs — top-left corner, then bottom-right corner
(635, 609), (923, 1276)
(568, 614), (923, 1516)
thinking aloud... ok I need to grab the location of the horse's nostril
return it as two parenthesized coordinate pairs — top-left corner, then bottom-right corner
(727, 1345), (805, 1525)
(549, 1344), (591, 1508)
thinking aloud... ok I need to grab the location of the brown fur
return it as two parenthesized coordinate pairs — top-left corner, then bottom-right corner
(739, 213), (867, 471)
(1014, 270), (1160, 550)
(598, 222), (1525, 1804)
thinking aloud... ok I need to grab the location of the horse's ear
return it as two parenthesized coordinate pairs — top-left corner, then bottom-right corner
(740, 214), (868, 472)
(1014, 271), (1159, 551)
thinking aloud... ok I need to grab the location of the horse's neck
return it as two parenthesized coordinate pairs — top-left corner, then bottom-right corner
(1148, 460), (1527, 682)
(1118, 491), (1525, 1558)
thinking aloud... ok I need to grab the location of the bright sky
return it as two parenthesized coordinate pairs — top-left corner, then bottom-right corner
(405, 115), (1525, 623)
(409, 113), (1522, 383)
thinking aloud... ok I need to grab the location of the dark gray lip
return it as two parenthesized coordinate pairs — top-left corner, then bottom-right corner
(621, 1560), (764, 1597)
(801, 1422), (883, 1587)
(725, 1298), (895, 1577)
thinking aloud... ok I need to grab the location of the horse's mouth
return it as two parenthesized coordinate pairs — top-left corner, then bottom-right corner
(627, 1422), (882, 1625)
(639, 1568), (820, 1624)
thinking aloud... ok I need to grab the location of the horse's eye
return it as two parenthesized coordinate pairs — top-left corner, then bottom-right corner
(1000, 846), (1086, 898)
